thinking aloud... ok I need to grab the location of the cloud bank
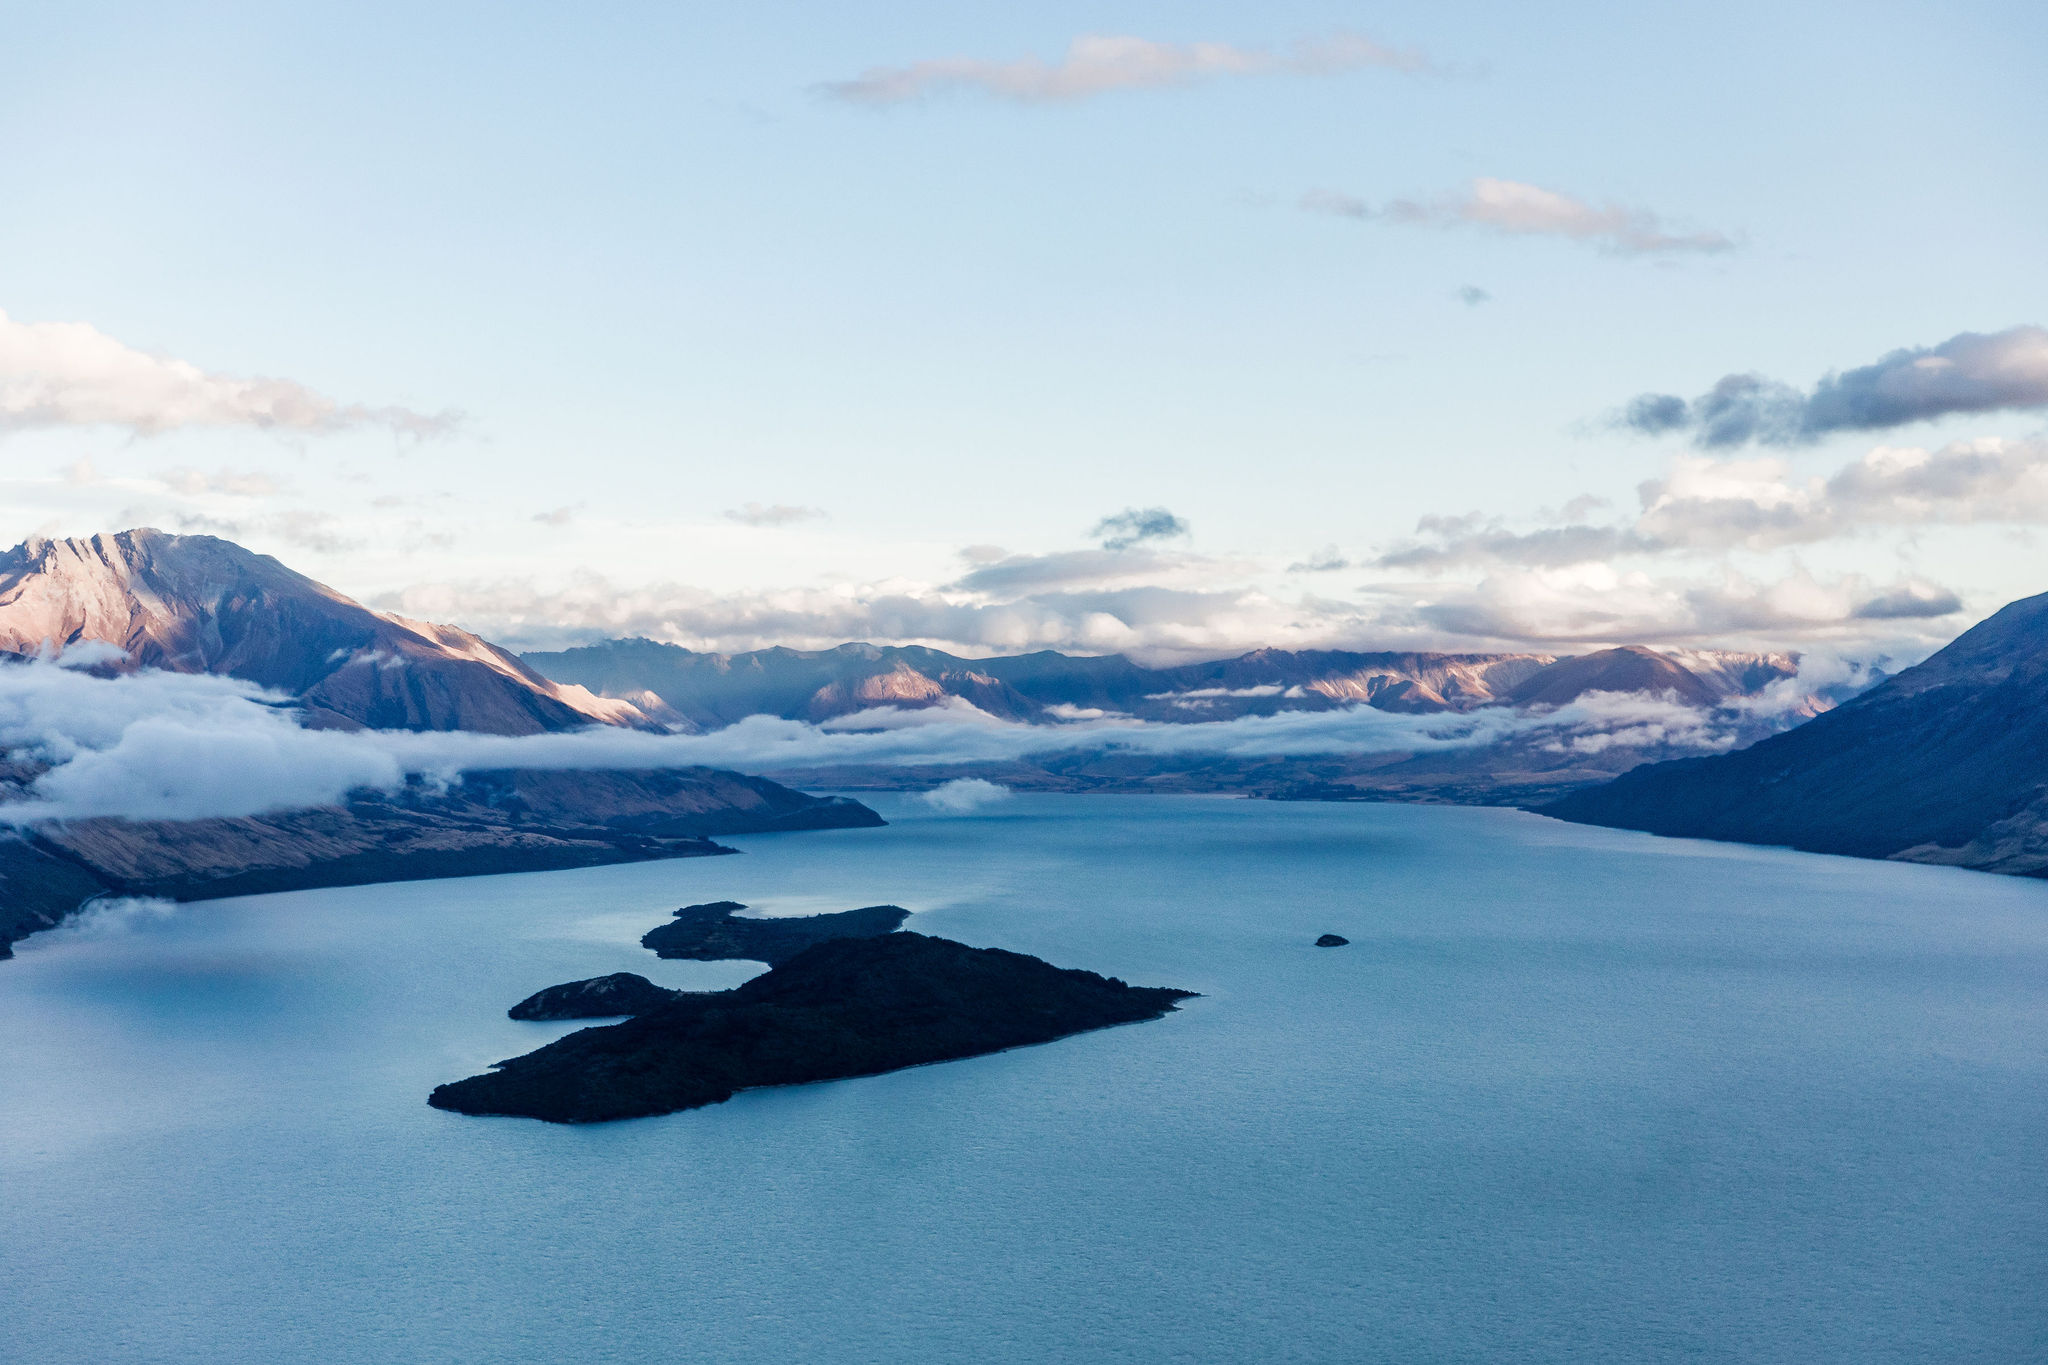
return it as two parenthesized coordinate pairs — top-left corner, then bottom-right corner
(1304, 179), (1735, 256)
(1621, 325), (2048, 446)
(824, 32), (1428, 105)
(0, 657), (1845, 826)
(1381, 437), (2048, 571)
(0, 309), (455, 438)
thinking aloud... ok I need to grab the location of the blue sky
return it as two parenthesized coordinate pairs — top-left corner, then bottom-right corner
(4, 1), (2045, 660)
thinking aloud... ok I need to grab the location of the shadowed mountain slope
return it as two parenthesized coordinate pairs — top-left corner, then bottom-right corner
(1546, 590), (2048, 875)
(0, 766), (882, 957)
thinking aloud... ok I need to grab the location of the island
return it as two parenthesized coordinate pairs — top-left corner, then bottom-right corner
(1315, 934), (1349, 947)
(431, 931), (1195, 1124)
(507, 972), (682, 1020)
(640, 900), (910, 964)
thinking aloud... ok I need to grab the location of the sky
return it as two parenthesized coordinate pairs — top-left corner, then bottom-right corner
(3, 0), (2045, 663)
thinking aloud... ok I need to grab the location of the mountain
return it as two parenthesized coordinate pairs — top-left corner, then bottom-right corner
(0, 767), (882, 957)
(524, 638), (1799, 728)
(1506, 646), (1722, 709)
(1546, 590), (2048, 875)
(0, 529), (646, 734)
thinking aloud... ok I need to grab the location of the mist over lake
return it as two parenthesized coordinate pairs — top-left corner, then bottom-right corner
(5, 795), (2042, 1364)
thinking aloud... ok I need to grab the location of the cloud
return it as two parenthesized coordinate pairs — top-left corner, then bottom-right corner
(1092, 506), (1190, 550)
(1287, 546), (1351, 573)
(919, 777), (1012, 813)
(49, 895), (179, 940)
(1304, 178), (1735, 256)
(1406, 563), (1960, 647)
(724, 503), (827, 528)
(0, 662), (404, 822)
(1, 657), (1838, 827)
(0, 309), (457, 438)
(950, 547), (1190, 595)
(1620, 325), (2048, 446)
(822, 32), (1428, 106)
(1380, 438), (2048, 571)
(533, 505), (580, 528)
(372, 435), (2042, 664)
(1852, 582), (1963, 620)
(1457, 286), (1492, 306)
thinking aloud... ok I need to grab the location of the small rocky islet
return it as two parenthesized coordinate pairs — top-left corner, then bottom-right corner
(435, 902), (1194, 1124)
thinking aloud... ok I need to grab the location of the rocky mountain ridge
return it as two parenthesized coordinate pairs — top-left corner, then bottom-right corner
(0, 529), (648, 734)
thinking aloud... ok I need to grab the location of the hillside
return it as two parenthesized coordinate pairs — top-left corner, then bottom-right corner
(1546, 590), (2048, 875)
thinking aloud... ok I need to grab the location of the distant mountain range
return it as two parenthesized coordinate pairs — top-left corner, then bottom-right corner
(519, 637), (1836, 803)
(0, 530), (651, 734)
(1548, 589), (2048, 877)
(524, 637), (1803, 729)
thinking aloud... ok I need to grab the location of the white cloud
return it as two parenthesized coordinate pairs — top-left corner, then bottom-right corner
(1304, 178), (1735, 256)
(1407, 563), (1959, 646)
(823, 32), (1427, 105)
(919, 778), (1013, 813)
(0, 662), (404, 822)
(2, 658), (1840, 826)
(0, 308), (456, 438)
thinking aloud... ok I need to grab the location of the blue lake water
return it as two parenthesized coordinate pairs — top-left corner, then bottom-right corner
(3, 795), (2045, 1364)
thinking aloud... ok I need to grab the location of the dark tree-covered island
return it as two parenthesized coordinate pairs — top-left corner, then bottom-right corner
(433, 931), (1195, 1124)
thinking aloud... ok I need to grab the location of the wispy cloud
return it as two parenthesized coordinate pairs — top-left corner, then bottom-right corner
(1619, 325), (2048, 446)
(723, 502), (827, 528)
(0, 309), (457, 438)
(1304, 178), (1736, 257)
(823, 32), (1429, 106)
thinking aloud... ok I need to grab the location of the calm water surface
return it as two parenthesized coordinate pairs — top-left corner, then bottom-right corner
(3, 796), (2044, 1363)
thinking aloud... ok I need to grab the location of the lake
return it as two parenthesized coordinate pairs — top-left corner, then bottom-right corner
(3, 795), (2044, 1363)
